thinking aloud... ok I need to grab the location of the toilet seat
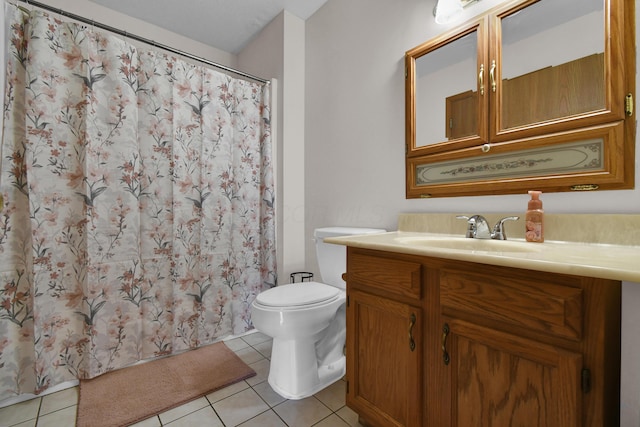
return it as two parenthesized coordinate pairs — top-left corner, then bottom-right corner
(255, 282), (342, 308)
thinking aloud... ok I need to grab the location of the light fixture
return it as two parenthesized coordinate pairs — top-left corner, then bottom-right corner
(434, 0), (463, 24)
(433, 0), (480, 25)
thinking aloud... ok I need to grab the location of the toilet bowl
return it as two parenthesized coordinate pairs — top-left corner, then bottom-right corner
(250, 227), (386, 400)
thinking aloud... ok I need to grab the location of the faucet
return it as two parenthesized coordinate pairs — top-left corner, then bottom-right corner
(456, 215), (519, 240)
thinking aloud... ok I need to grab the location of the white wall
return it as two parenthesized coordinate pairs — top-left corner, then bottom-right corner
(306, 0), (640, 424)
(239, 12), (307, 286)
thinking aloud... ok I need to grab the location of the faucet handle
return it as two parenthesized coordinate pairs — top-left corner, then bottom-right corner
(492, 216), (520, 240)
(456, 215), (473, 238)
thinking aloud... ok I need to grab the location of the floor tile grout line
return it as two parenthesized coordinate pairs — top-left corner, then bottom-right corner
(35, 396), (43, 425)
(335, 409), (356, 427)
(236, 406), (288, 427)
(311, 412), (338, 427)
(210, 342), (275, 426)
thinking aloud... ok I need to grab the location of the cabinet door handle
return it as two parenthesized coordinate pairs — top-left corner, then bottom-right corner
(442, 323), (450, 365)
(489, 60), (496, 93)
(408, 313), (416, 352)
(625, 93), (634, 116)
(478, 63), (485, 96)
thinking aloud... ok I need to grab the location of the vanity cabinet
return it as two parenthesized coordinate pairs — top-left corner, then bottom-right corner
(405, 0), (635, 198)
(344, 247), (621, 427)
(441, 318), (583, 426)
(345, 251), (423, 427)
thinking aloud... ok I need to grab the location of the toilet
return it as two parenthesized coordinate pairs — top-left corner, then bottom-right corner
(251, 227), (386, 400)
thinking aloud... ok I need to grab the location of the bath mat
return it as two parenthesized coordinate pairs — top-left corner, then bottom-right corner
(76, 342), (256, 427)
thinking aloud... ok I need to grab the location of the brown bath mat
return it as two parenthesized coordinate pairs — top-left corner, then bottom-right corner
(76, 342), (256, 427)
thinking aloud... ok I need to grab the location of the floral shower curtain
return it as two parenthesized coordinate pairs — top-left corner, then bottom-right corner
(0, 4), (276, 400)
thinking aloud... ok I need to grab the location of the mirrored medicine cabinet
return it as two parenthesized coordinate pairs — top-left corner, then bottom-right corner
(405, 0), (635, 198)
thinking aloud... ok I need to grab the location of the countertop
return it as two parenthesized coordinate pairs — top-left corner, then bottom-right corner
(324, 213), (640, 283)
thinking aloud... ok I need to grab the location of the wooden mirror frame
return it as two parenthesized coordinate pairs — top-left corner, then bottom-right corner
(405, 0), (635, 198)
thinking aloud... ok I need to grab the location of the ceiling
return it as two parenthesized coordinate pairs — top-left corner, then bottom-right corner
(88, 0), (329, 54)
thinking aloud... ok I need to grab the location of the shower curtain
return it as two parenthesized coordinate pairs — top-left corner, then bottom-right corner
(0, 4), (276, 400)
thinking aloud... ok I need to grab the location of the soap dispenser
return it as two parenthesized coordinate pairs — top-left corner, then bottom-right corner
(525, 190), (544, 242)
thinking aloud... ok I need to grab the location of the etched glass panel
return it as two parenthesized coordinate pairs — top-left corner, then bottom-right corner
(415, 139), (604, 185)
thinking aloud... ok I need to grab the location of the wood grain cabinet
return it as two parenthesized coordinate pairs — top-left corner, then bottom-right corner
(344, 247), (621, 427)
(405, 0), (635, 198)
(345, 251), (423, 427)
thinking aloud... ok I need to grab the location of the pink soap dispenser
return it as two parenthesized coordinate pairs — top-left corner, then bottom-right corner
(525, 190), (544, 243)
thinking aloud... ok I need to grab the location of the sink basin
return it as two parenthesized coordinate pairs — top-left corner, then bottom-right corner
(394, 236), (541, 253)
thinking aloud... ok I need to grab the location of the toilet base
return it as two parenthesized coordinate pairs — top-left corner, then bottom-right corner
(267, 337), (346, 400)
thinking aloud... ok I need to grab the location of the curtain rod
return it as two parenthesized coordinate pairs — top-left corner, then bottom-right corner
(13, 0), (270, 85)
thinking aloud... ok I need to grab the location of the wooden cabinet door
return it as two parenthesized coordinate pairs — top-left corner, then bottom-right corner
(446, 90), (478, 140)
(443, 318), (583, 427)
(492, 0), (623, 141)
(405, 0), (634, 198)
(346, 289), (422, 427)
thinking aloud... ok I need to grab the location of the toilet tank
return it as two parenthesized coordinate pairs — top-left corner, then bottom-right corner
(313, 227), (386, 289)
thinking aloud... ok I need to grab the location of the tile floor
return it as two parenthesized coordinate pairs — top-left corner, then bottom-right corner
(0, 331), (364, 427)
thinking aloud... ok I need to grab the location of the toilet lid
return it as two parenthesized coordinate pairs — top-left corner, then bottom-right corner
(255, 282), (342, 307)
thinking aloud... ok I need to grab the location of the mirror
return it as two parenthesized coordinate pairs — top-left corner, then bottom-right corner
(411, 0), (606, 151)
(415, 30), (479, 147)
(499, 0), (605, 132)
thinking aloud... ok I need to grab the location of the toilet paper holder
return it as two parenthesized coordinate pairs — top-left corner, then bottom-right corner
(290, 271), (314, 283)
